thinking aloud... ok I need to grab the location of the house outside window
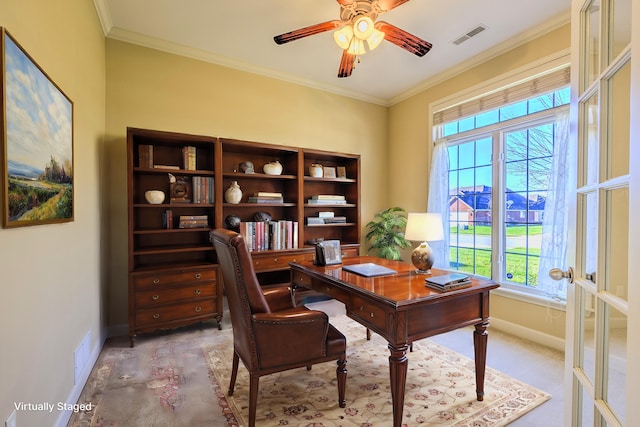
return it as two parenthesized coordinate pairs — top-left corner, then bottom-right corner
(433, 68), (570, 295)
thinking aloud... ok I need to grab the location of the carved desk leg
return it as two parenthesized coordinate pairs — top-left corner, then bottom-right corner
(473, 319), (490, 401)
(388, 343), (409, 427)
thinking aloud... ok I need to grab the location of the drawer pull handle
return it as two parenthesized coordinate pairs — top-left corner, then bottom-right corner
(153, 313), (160, 319)
(153, 279), (160, 284)
(152, 295), (159, 300)
(195, 306), (202, 313)
(370, 313), (374, 318)
(194, 289), (201, 295)
(195, 273), (201, 279)
(360, 306), (364, 311)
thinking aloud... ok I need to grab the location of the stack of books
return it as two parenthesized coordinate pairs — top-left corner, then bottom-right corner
(247, 192), (284, 204)
(178, 215), (209, 229)
(162, 209), (174, 229)
(182, 146), (196, 170)
(307, 195), (347, 205)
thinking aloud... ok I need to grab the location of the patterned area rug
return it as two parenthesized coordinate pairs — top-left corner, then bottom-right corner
(68, 315), (550, 427)
(205, 315), (550, 426)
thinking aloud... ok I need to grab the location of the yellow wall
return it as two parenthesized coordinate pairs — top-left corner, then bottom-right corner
(0, 1), (105, 426)
(388, 24), (571, 342)
(104, 39), (389, 329)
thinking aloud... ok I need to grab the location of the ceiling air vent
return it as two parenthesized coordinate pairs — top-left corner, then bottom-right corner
(452, 24), (487, 45)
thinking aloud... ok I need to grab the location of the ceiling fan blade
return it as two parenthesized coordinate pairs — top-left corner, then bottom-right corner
(338, 50), (356, 78)
(336, 0), (354, 5)
(377, 0), (411, 12)
(274, 20), (342, 45)
(375, 21), (433, 57)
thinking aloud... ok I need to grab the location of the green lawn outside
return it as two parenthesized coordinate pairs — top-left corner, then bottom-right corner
(450, 224), (542, 236)
(451, 246), (540, 286)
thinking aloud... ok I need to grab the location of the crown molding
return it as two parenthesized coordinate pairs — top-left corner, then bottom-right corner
(93, 0), (113, 36)
(104, 26), (390, 106)
(389, 10), (571, 106)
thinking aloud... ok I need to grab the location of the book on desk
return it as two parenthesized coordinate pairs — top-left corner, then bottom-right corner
(425, 273), (472, 291)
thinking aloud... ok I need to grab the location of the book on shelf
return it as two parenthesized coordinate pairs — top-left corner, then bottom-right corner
(307, 199), (347, 205)
(323, 216), (347, 224)
(138, 144), (153, 168)
(306, 217), (325, 225)
(153, 164), (180, 170)
(247, 196), (284, 204)
(311, 194), (345, 200)
(239, 220), (298, 252)
(178, 214), (209, 229)
(318, 211), (334, 218)
(162, 209), (173, 229)
(182, 146), (196, 170)
(192, 176), (214, 204)
(255, 192), (282, 198)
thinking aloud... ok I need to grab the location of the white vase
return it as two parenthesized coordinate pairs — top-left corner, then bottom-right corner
(263, 160), (283, 175)
(309, 163), (323, 177)
(224, 181), (243, 204)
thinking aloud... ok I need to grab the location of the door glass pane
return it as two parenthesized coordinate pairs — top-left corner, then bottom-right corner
(604, 305), (627, 425)
(582, 93), (600, 186)
(607, 60), (630, 179)
(605, 187), (629, 300)
(584, 0), (601, 88)
(578, 287), (597, 385)
(582, 192), (598, 281)
(610, 0), (632, 61)
(579, 382), (596, 426)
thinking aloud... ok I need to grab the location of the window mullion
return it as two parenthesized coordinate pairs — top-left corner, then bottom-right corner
(493, 130), (505, 282)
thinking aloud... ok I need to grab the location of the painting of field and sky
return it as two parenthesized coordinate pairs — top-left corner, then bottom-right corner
(2, 28), (73, 227)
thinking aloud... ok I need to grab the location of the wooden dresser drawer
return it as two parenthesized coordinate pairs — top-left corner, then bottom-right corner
(135, 283), (216, 308)
(135, 300), (216, 327)
(348, 295), (387, 331)
(133, 268), (217, 289)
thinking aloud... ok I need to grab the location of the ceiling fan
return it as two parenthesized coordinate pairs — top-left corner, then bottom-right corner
(274, 0), (433, 78)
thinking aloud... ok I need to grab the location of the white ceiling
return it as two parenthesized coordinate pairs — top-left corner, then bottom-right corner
(95, 0), (571, 106)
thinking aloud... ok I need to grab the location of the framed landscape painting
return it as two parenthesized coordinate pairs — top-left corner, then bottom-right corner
(1, 28), (74, 228)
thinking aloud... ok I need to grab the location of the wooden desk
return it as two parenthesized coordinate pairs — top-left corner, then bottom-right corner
(289, 256), (499, 427)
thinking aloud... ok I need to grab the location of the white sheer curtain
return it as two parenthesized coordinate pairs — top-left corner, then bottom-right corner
(427, 139), (450, 269)
(537, 109), (574, 300)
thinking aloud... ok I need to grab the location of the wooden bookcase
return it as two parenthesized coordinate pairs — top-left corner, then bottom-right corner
(127, 128), (361, 343)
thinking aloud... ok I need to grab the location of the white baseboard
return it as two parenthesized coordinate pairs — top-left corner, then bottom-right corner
(490, 316), (565, 352)
(53, 327), (108, 427)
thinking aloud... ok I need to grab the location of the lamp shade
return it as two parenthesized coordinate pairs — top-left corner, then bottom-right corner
(404, 213), (444, 242)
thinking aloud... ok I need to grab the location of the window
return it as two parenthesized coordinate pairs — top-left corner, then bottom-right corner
(437, 85), (569, 295)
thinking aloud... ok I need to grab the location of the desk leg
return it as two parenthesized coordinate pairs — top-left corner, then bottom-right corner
(473, 320), (489, 401)
(388, 343), (409, 427)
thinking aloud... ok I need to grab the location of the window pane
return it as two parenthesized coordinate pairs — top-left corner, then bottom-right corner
(458, 142), (475, 168)
(505, 130), (528, 161)
(607, 60), (630, 179)
(605, 305), (626, 424)
(555, 87), (570, 106)
(610, 0), (631, 62)
(448, 145), (459, 170)
(476, 137), (492, 166)
(475, 109), (499, 127)
(459, 116), (475, 132)
(500, 101), (527, 121)
(605, 187), (628, 301)
(444, 121), (459, 137)
(583, 0), (600, 90)
(582, 92), (600, 186)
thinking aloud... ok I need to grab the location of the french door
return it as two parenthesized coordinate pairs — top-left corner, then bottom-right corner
(561, 0), (637, 425)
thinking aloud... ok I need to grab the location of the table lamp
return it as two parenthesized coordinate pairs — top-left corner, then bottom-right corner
(404, 212), (444, 274)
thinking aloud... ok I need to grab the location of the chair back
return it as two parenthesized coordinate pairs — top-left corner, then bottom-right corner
(211, 229), (270, 368)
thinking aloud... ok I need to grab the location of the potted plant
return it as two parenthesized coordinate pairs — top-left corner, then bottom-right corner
(365, 207), (410, 260)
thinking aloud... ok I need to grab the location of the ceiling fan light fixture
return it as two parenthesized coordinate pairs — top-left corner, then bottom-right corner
(366, 28), (385, 51)
(347, 38), (366, 55)
(353, 16), (375, 40)
(334, 25), (354, 50)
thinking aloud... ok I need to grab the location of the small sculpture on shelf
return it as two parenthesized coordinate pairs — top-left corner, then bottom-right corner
(239, 160), (254, 174)
(253, 211), (272, 222)
(309, 163), (323, 177)
(225, 214), (241, 231)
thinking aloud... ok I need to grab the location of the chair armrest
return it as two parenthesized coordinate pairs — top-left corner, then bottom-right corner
(252, 308), (330, 367)
(262, 286), (294, 312)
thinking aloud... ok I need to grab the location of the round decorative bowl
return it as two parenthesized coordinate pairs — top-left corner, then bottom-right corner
(263, 161), (283, 175)
(144, 190), (165, 204)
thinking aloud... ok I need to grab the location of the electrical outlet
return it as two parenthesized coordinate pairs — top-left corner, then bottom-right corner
(5, 409), (16, 427)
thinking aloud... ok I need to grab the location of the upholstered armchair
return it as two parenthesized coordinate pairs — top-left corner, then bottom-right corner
(211, 229), (347, 427)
